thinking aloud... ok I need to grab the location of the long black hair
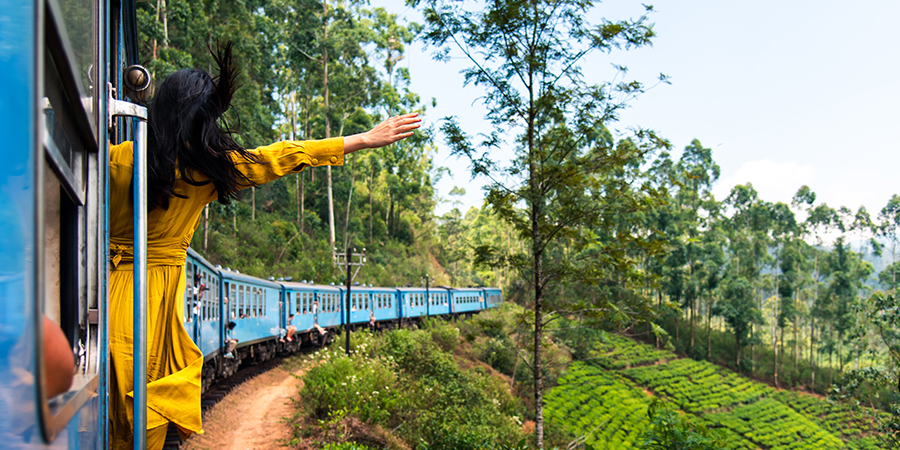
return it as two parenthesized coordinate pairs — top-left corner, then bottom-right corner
(146, 41), (258, 210)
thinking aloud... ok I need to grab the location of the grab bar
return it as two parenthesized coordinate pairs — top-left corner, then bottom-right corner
(109, 93), (148, 450)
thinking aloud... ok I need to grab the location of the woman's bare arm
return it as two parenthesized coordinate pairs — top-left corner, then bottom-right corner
(343, 113), (422, 154)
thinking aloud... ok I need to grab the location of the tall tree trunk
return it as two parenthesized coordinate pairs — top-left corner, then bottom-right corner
(707, 294), (712, 360)
(690, 289), (695, 353)
(656, 290), (662, 349)
(323, 0), (336, 248)
(203, 205), (208, 251)
(811, 249), (818, 388)
(343, 154), (354, 248)
(774, 255), (779, 388)
(810, 318), (816, 389)
(388, 195), (394, 237)
(526, 63), (544, 449)
(838, 333), (844, 373)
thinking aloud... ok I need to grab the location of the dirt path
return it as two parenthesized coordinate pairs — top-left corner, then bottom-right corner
(182, 364), (305, 450)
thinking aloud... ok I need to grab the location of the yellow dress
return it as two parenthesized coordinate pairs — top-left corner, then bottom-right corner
(108, 138), (344, 450)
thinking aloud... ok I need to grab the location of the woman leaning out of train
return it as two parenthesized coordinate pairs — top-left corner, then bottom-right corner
(107, 41), (421, 450)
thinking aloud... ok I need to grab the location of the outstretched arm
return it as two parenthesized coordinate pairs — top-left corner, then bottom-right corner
(343, 113), (422, 154)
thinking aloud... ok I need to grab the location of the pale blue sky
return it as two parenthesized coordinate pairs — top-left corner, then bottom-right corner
(372, 0), (900, 220)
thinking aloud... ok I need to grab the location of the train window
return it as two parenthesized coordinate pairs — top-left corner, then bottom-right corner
(261, 289), (265, 317)
(202, 273), (209, 321)
(248, 287), (254, 317)
(239, 285), (245, 318)
(185, 262), (194, 320)
(228, 283), (235, 319)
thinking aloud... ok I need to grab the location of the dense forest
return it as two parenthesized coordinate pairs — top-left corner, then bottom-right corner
(137, 0), (900, 448)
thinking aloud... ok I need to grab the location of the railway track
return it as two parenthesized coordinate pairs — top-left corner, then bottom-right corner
(160, 351), (302, 450)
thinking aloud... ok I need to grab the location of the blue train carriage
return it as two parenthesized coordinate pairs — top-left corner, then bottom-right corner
(280, 281), (341, 346)
(0, 0), (146, 446)
(397, 287), (428, 323)
(451, 288), (488, 316)
(219, 269), (281, 369)
(369, 286), (402, 328)
(184, 249), (222, 391)
(427, 287), (452, 317)
(336, 284), (401, 330)
(483, 287), (503, 309)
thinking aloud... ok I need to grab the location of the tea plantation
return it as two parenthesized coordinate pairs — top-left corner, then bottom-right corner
(546, 333), (883, 450)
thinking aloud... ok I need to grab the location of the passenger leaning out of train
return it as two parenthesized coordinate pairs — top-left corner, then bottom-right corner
(224, 321), (238, 359)
(106, 40), (420, 450)
(284, 314), (297, 342)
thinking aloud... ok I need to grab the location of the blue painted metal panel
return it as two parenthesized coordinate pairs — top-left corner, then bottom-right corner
(316, 289), (343, 328)
(338, 287), (375, 324)
(0, 0), (39, 446)
(281, 283), (317, 334)
(484, 288), (502, 309)
(452, 288), (485, 313)
(398, 288), (428, 318)
(428, 288), (451, 316)
(369, 288), (398, 321)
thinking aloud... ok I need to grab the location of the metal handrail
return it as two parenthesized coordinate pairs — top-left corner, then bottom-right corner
(110, 94), (148, 450)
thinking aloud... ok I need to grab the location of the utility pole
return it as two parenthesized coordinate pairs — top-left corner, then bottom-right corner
(334, 246), (365, 356)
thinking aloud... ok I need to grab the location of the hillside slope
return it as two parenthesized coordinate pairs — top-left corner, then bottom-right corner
(546, 333), (884, 450)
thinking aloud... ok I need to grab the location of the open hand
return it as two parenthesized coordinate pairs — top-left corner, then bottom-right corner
(344, 113), (422, 154)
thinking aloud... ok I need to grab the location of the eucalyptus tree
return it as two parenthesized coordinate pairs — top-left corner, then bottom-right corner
(769, 201), (797, 387)
(725, 184), (772, 374)
(713, 276), (762, 369)
(672, 140), (720, 353)
(698, 203), (726, 361)
(879, 195), (900, 290)
(416, 0), (667, 446)
(275, 0), (385, 248)
(793, 186), (836, 387)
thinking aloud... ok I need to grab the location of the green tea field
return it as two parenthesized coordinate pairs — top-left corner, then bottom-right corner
(545, 334), (884, 450)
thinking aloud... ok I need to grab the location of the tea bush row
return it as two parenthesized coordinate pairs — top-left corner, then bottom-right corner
(545, 363), (652, 449)
(624, 358), (771, 412)
(591, 333), (675, 370)
(705, 398), (845, 449)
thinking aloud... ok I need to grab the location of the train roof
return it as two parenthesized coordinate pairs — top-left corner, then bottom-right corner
(335, 285), (398, 292)
(449, 287), (488, 292)
(280, 281), (342, 292)
(395, 286), (450, 292)
(186, 247), (220, 272)
(219, 268), (281, 288)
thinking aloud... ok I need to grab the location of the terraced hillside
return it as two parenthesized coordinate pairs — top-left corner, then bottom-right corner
(546, 334), (884, 450)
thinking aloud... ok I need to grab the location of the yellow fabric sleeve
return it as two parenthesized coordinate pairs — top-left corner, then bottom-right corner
(230, 137), (345, 189)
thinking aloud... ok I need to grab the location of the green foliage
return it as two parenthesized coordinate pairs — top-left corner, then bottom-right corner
(640, 398), (726, 450)
(298, 326), (525, 450)
(300, 333), (398, 424)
